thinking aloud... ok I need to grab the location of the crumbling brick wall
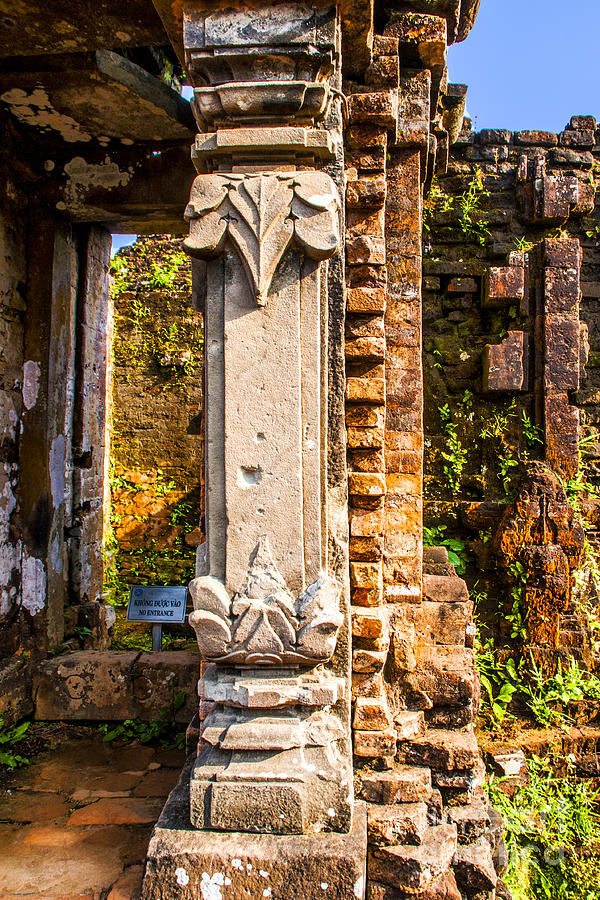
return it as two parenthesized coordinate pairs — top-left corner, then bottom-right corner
(106, 235), (203, 648)
(423, 117), (600, 665)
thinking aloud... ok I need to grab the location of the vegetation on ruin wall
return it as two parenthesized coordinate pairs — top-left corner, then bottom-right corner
(104, 237), (203, 652)
(423, 156), (600, 898)
(487, 754), (600, 900)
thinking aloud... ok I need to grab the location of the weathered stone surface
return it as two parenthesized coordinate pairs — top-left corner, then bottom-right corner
(452, 837), (497, 892)
(483, 264), (524, 306)
(354, 729), (397, 757)
(368, 871), (461, 899)
(422, 575), (469, 604)
(355, 696), (393, 731)
(68, 797), (164, 826)
(32, 651), (198, 722)
(367, 802), (429, 847)
(369, 824), (457, 893)
(483, 331), (528, 392)
(142, 761), (368, 900)
(401, 728), (480, 772)
(347, 176), (387, 209)
(358, 767), (432, 804)
(0, 659), (33, 721)
(446, 796), (490, 843)
(348, 92), (399, 129)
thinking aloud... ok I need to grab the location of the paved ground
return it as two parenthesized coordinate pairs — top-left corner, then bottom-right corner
(0, 726), (185, 899)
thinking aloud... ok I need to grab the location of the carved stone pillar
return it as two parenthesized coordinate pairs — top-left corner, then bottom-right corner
(142, 3), (366, 897)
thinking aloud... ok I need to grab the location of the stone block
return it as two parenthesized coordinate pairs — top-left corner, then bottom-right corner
(352, 649), (388, 673)
(347, 126), (388, 150)
(347, 405), (385, 428)
(545, 393), (580, 479)
(402, 728), (480, 772)
(346, 376), (386, 403)
(515, 130), (557, 146)
(347, 235), (386, 265)
(346, 287), (387, 314)
(350, 447), (386, 473)
(345, 336), (386, 360)
(347, 206), (386, 238)
(446, 277), (478, 293)
(349, 473), (386, 497)
(366, 55), (400, 88)
(369, 824), (457, 893)
(482, 331), (528, 392)
(452, 837), (497, 893)
(395, 710), (426, 739)
(419, 600), (473, 648)
(348, 425), (385, 449)
(446, 796), (490, 843)
(544, 316), (580, 391)
(351, 561), (384, 590)
(543, 237), (581, 268)
(354, 729), (397, 758)
(349, 264), (388, 289)
(544, 266), (580, 313)
(559, 129), (595, 148)
(350, 536), (384, 561)
(570, 115), (596, 130)
(352, 671), (384, 700)
(348, 91), (398, 129)
(483, 265), (524, 306)
(409, 647), (476, 710)
(354, 696), (393, 731)
(33, 651), (199, 723)
(346, 147), (386, 172)
(368, 872), (461, 899)
(352, 608), (387, 639)
(368, 802), (429, 847)
(422, 575), (469, 604)
(385, 13), (447, 69)
(142, 759), (368, 900)
(478, 129), (511, 145)
(358, 767), (432, 804)
(346, 176), (387, 209)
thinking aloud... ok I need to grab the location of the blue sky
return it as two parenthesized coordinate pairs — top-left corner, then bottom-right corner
(112, 1), (598, 253)
(448, 0), (600, 133)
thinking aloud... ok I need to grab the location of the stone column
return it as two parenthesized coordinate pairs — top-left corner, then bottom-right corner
(142, 4), (366, 897)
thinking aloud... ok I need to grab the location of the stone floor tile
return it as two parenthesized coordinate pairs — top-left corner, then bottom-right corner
(107, 864), (144, 900)
(0, 789), (70, 823)
(132, 768), (179, 797)
(67, 797), (164, 826)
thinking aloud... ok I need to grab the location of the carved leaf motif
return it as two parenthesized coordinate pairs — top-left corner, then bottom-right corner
(183, 172), (340, 306)
(188, 537), (342, 667)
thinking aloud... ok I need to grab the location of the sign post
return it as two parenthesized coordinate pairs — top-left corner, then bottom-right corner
(126, 585), (188, 650)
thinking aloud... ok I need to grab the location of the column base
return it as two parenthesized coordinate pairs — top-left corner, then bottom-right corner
(141, 756), (367, 900)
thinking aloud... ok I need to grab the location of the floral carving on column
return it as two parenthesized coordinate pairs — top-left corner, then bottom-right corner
(189, 537), (343, 666)
(184, 171), (340, 305)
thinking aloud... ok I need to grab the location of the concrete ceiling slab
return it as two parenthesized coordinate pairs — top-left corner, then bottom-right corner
(0, 0), (169, 57)
(0, 51), (195, 145)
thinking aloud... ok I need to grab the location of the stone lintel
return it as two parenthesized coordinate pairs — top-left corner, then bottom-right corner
(142, 757), (367, 900)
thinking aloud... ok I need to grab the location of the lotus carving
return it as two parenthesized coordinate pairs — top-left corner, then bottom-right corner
(189, 536), (343, 666)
